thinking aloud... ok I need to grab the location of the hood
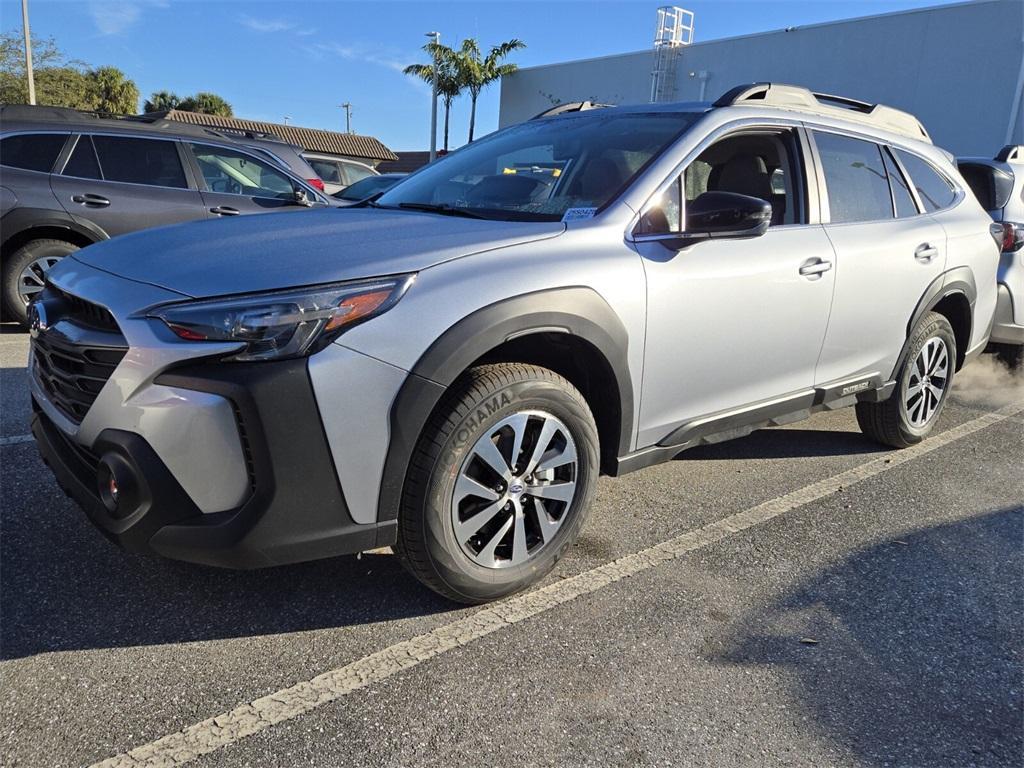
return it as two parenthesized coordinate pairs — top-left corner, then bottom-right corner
(73, 208), (565, 298)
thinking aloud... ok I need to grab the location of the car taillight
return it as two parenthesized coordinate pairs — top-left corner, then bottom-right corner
(308, 177), (325, 192)
(999, 222), (1024, 253)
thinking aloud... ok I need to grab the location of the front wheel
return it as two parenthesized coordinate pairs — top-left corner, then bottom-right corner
(395, 363), (599, 604)
(856, 311), (956, 448)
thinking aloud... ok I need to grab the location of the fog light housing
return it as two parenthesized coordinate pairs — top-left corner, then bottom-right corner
(97, 454), (140, 519)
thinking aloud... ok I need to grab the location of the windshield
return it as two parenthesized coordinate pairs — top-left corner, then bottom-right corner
(337, 175), (400, 201)
(376, 111), (699, 221)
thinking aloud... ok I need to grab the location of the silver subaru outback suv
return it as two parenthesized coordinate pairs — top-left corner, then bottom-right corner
(29, 83), (1000, 603)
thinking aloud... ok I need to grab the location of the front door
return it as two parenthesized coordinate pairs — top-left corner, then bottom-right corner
(635, 126), (836, 447)
(185, 142), (312, 218)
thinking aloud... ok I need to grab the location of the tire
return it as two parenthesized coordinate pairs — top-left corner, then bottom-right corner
(394, 363), (599, 604)
(856, 311), (956, 448)
(2, 239), (79, 326)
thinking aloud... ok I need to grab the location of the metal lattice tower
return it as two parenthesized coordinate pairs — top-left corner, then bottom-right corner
(650, 6), (694, 103)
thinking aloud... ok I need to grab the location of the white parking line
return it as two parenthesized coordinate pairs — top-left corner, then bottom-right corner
(91, 401), (1024, 768)
(0, 434), (33, 447)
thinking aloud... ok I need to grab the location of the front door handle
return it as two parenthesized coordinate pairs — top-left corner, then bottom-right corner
(210, 206), (240, 216)
(71, 193), (110, 207)
(799, 258), (833, 278)
(915, 243), (939, 262)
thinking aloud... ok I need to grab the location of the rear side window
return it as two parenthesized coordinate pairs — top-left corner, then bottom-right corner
(882, 148), (918, 218)
(309, 159), (342, 184)
(62, 136), (102, 179)
(91, 136), (188, 189)
(894, 150), (956, 212)
(0, 133), (68, 172)
(814, 132), (892, 224)
(342, 161), (374, 185)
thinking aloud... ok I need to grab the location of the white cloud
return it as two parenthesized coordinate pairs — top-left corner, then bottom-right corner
(88, 0), (166, 36)
(239, 15), (317, 36)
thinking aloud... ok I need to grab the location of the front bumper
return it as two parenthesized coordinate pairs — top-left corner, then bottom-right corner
(33, 356), (396, 568)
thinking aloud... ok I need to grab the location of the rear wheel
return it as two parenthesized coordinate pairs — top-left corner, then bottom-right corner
(394, 363), (599, 604)
(856, 311), (956, 448)
(2, 239), (79, 326)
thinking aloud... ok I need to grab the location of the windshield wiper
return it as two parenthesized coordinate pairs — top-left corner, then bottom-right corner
(396, 202), (489, 219)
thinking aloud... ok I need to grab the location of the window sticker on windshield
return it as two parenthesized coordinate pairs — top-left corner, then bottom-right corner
(561, 207), (598, 222)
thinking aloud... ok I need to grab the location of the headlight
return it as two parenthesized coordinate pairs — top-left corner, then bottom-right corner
(149, 275), (413, 361)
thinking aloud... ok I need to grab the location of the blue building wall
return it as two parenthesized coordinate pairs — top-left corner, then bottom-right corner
(499, 0), (1024, 156)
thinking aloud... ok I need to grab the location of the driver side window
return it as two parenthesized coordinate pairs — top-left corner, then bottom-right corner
(189, 143), (297, 199)
(637, 128), (805, 235)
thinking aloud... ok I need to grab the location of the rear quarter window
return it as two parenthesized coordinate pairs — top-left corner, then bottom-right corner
(895, 150), (957, 212)
(0, 133), (69, 172)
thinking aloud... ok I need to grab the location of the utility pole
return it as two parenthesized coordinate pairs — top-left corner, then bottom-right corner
(21, 0), (35, 105)
(283, 116), (291, 125)
(426, 31), (440, 162)
(340, 102), (352, 133)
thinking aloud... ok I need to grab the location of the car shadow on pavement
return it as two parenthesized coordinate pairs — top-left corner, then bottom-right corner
(678, 426), (890, 461)
(714, 507), (1024, 766)
(0, 456), (453, 659)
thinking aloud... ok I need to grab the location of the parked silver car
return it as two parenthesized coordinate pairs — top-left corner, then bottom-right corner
(29, 83), (999, 603)
(958, 145), (1024, 367)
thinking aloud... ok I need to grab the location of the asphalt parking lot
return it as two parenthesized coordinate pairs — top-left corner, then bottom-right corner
(1, 325), (1022, 768)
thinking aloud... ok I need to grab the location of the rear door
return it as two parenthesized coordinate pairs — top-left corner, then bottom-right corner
(50, 134), (205, 237)
(184, 142), (313, 218)
(812, 130), (947, 385)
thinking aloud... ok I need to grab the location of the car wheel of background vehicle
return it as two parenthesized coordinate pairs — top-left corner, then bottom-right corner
(395, 362), (599, 604)
(856, 311), (956, 448)
(2, 239), (79, 326)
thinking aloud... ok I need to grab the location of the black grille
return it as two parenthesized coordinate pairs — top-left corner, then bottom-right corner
(31, 289), (127, 424)
(49, 285), (120, 332)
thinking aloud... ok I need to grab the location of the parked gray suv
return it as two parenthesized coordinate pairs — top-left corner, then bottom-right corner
(1, 105), (330, 325)
(29, 84), (999, 603)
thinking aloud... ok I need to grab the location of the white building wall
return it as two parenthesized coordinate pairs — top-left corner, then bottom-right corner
(499, 0), (1024, 156)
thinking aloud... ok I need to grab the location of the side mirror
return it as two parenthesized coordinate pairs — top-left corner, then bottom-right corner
(687, 191), (771, 238)
(656, 192), (771, 249)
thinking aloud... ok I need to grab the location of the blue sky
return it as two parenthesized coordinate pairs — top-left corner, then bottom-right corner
(2, 0), (959, 150)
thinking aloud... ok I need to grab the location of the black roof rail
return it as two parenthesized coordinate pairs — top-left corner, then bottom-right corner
(531, 101), (614, 119)
(995, 144), (1023, 162)
(712, 82), (931, 143)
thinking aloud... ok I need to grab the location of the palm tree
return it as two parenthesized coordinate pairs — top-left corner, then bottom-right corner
(456, 38), (525, 142)
(144, 90), (179, 113)
(404, 41), (462, 152)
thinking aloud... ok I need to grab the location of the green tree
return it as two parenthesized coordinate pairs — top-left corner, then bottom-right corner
(404, 41), (462, 151)
(177, 91), (233, 116)
(88, 66), (139, 114)
(0, 31), (95, 109)
(144, 90), (180, 113)
(456, 38), (525, 142)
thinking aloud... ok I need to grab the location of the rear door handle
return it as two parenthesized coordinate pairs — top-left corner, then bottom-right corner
(799, 258), (833, 278)
(71, 193), (110, 207)
(210, 206), (240, 216)
(915, 243), (939, 262)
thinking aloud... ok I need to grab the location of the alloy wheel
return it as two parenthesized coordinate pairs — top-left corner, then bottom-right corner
(452, 410), (578, 569)
(905, 336), (949, 428)
(18, 255), (63, 305)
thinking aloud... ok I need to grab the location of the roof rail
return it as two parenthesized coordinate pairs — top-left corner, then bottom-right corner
(713, 82), (931, 144)
(531, 101), (614, 119)
(995, 144), (1023, 162)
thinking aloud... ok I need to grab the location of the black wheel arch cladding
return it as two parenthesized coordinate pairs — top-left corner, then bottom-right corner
(378, 287), (633, 524)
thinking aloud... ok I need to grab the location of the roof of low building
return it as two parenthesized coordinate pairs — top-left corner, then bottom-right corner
(377, 150), (447, 174)
(152, 110), (397, 163)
